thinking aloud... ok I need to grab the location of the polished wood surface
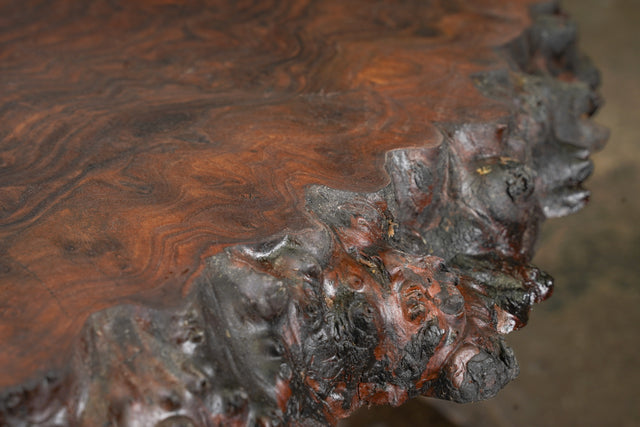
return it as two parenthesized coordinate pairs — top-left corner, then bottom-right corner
(0, 0), (536, 387)
(0, 1), (609, 424)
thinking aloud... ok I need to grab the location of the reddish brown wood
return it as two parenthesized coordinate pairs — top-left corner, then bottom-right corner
(0, 0), (607, 425)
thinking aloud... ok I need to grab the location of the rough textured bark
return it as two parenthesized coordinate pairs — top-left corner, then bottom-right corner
(0, 0), (607, 425)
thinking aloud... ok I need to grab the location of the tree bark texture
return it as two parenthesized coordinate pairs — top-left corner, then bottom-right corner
(0, 0), (607, 425)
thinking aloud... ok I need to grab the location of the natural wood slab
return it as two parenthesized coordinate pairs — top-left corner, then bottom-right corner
(0, 0), (607, 425)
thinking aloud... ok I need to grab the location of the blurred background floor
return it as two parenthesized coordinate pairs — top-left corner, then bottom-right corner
(341, 0), (640, 425)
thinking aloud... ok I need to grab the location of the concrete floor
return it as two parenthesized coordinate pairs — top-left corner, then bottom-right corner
(343, 0), (640, 425)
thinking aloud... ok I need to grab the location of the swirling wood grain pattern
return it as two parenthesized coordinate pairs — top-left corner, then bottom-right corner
(0, 0), (530, 387)
(0, 1), (608, 423)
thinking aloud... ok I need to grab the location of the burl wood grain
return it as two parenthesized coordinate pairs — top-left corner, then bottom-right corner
(0, 0), (530, 386)
(0, 0), (608, 424)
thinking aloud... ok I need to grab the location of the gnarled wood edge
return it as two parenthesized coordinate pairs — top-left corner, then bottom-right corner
(0, 2), (608, 426)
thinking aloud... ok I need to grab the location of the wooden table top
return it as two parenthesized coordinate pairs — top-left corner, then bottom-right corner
(0, 1), (609, 424)
(0, 0), (538, 387)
